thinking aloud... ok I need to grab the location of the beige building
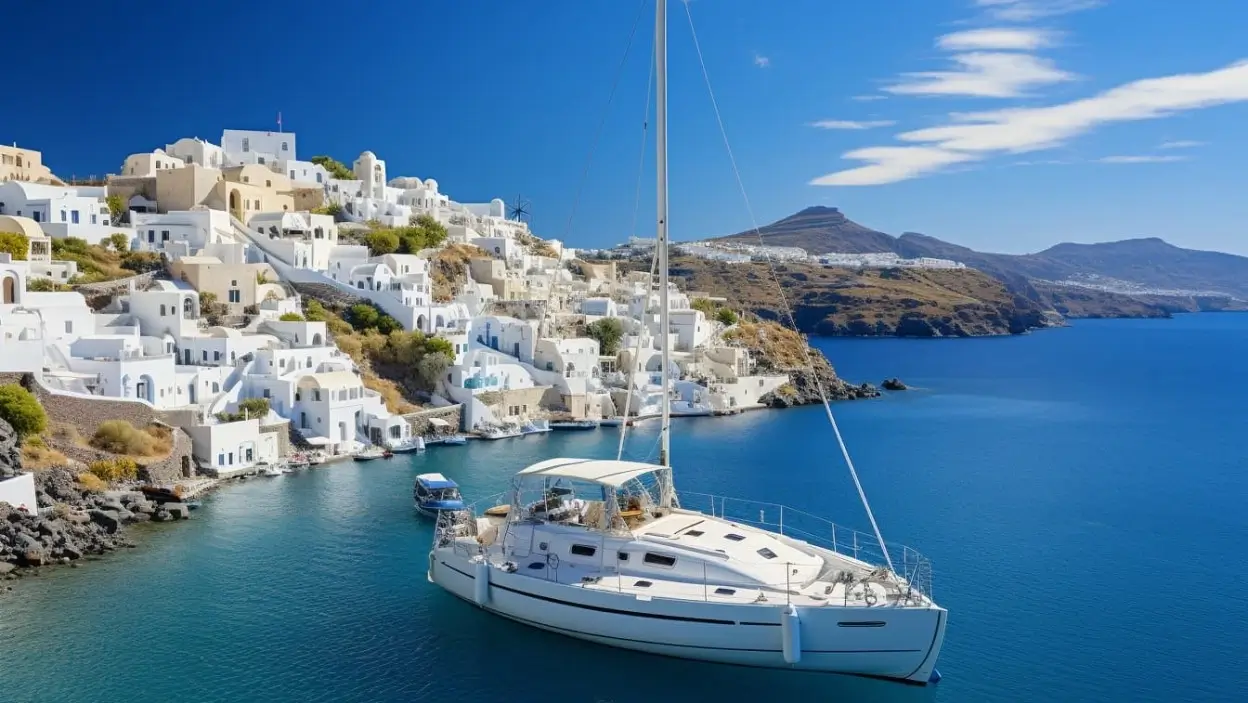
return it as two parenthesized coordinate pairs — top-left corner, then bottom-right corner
(0, 145), (63, 185)
(469, 257), (530, 301)
(109, 162), (317, 222)
(169, 255), (282, 312)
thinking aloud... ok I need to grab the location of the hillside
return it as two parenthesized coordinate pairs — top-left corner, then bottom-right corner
(667, 257), (1050, 337)
(710, 207), (1248, 316)
(713, 206), (898, 254)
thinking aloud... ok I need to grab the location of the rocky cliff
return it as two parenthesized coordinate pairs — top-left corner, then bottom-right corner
(668, 258), (1051, 338)
(724, 321), (879, 406)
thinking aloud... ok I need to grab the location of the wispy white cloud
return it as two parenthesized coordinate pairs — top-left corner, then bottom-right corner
(937, 27), (1059, 51)
(850, 95), (888, 102)
(753, 53), (770, 68)
(810, 147), (978, 186)
(1097, 154), (1188, 163)
(813, 60), (1248, 186)
(1158, 139), (1206, 149)
(974, 0), (1104, 22)
(810, 119), (897, 130)
(1015, 158), (1077, 166)
(885, 52), (1074, 98)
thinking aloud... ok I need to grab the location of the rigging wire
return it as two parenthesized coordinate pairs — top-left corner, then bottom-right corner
(616, 34), (658, 462)
(680, 1), (896, 573)
(559, 0), (650, 243)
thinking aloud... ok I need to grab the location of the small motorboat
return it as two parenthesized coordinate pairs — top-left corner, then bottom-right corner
(390, 436), (426, 453)
(256, 463), (285, 477)
(479, 424), (522, 440)
(413, 473), (465, 518)
(598, 417), (630, 427)
(439, 434), (467, 446)
(353, 446), (388, 462)
(549, 420), (598, 431)
(521, 419), (551, 435)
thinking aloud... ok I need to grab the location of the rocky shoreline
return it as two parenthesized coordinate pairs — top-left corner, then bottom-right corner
(1, 416), (194, 583)
(0, 468), (192, 581)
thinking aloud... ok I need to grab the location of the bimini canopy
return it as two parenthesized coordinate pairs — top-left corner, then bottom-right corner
(416, 473), (457, 489)
(517, 457), (664, 488)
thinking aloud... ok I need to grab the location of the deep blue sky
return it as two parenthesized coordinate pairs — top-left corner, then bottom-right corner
(6, 0), (1247, 254)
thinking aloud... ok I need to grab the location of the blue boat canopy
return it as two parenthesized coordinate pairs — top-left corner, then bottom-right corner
(416, 472), (458, 490)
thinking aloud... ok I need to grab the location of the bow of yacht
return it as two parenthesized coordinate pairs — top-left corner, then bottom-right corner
(428, 458), (946, 684)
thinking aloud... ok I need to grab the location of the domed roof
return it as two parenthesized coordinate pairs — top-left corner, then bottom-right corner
(358, 151), (376, 161)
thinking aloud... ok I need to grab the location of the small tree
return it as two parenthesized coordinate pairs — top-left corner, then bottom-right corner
(106, 232), (130, 252)
(586, 318), (624, 356)
(715, 308), (738, 326)
(416, 352), (453, 391)
(0, 384), (47, 438)
(364, 229), (400, 255)
(238, 398), (270, 418)
(105, 194), (126, 223)
(279, 312), (305, 322)
(347, 303), (380, 330)
(0, 231), (29, 261)
(309, 155), (354, 180)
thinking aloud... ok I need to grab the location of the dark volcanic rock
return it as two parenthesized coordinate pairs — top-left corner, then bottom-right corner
(882, 378), (908, 391)
(88, 510), (122, 534)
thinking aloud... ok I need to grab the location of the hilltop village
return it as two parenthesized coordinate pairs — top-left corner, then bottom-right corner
(0, 131), (873, 520)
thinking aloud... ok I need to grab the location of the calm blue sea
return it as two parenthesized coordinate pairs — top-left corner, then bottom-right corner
(2, 315), (1246, 702)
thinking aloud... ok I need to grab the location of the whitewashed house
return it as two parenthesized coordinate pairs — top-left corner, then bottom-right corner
(120, 149), (186, 177)
(0, 182), (128, 244)
(222, 129), (296, 167)
(165, 137), (225, 169)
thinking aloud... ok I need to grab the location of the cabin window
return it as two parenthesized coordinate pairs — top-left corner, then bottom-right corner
(757, 548), (778, 560)
(685, 530), (704, 537)
(643, 553), (676, 568)
(570, 544), (596, 558)
(527, 562), (545, 570)
(634, 580), (652, 588)
(724, 533), (746, 542)
(617, 552), (629, 561)
(714, 587), (736, 596)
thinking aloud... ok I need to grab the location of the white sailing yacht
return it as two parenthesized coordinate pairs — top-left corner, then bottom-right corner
(428, 0), (946, 685)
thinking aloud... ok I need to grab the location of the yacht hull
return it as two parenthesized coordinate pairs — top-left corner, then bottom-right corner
(429, 552), (946, 684)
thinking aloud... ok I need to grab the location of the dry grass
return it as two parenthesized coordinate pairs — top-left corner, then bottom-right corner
(89, 420), (172, 458)
(430, 244), (487, 302)
(20, 436), (69, 470)
(724, 321), (811, 370)
(76, 472), (108, 493)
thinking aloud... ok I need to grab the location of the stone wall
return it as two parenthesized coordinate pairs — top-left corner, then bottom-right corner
(261, 422), (290, 458)
(401, 404), (463, 434)
(72, 271), (159, 297)
(0, 373), (192, 482)
(139, 426), (193, 483)
(0, 373), (156, 438)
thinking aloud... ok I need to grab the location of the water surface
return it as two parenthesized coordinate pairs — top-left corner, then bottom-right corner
(2, 315), (1245, 702)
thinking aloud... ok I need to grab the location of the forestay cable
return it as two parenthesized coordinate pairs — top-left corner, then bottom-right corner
(681, 1), (895, 572)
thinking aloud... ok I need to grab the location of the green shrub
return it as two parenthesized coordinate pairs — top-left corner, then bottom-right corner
(86, 457), (139, 482)
(0, 231), (29, 261)
(90, 420), (156, 455)
(279, 312), (305, 322)
(586, 318), (624, 355)
(0, 385), (47, 437)
(715, 308), (738, 326)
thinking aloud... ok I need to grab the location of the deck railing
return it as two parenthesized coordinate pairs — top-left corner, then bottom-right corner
(678, 491), (933, 599)
(434, 490), (933, 601)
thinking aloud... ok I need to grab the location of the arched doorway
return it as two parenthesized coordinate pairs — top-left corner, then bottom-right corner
(312, 333), (323, 346)
(416, 315), (427, 332)
(138, 374), (156, 403)
(228, 189), (241, 219)
(2, 274), (15, 304)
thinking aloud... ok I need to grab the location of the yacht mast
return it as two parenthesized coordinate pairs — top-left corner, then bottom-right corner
(656, 0), (671, 469)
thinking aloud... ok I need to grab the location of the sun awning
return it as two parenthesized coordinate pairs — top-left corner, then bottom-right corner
(517, 457), (664, 488)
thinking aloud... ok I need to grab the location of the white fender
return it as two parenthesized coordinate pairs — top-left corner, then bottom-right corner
(781, 604), (801, 664)
(474, 559), (491, 606)
(427, 551), (436, 583)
